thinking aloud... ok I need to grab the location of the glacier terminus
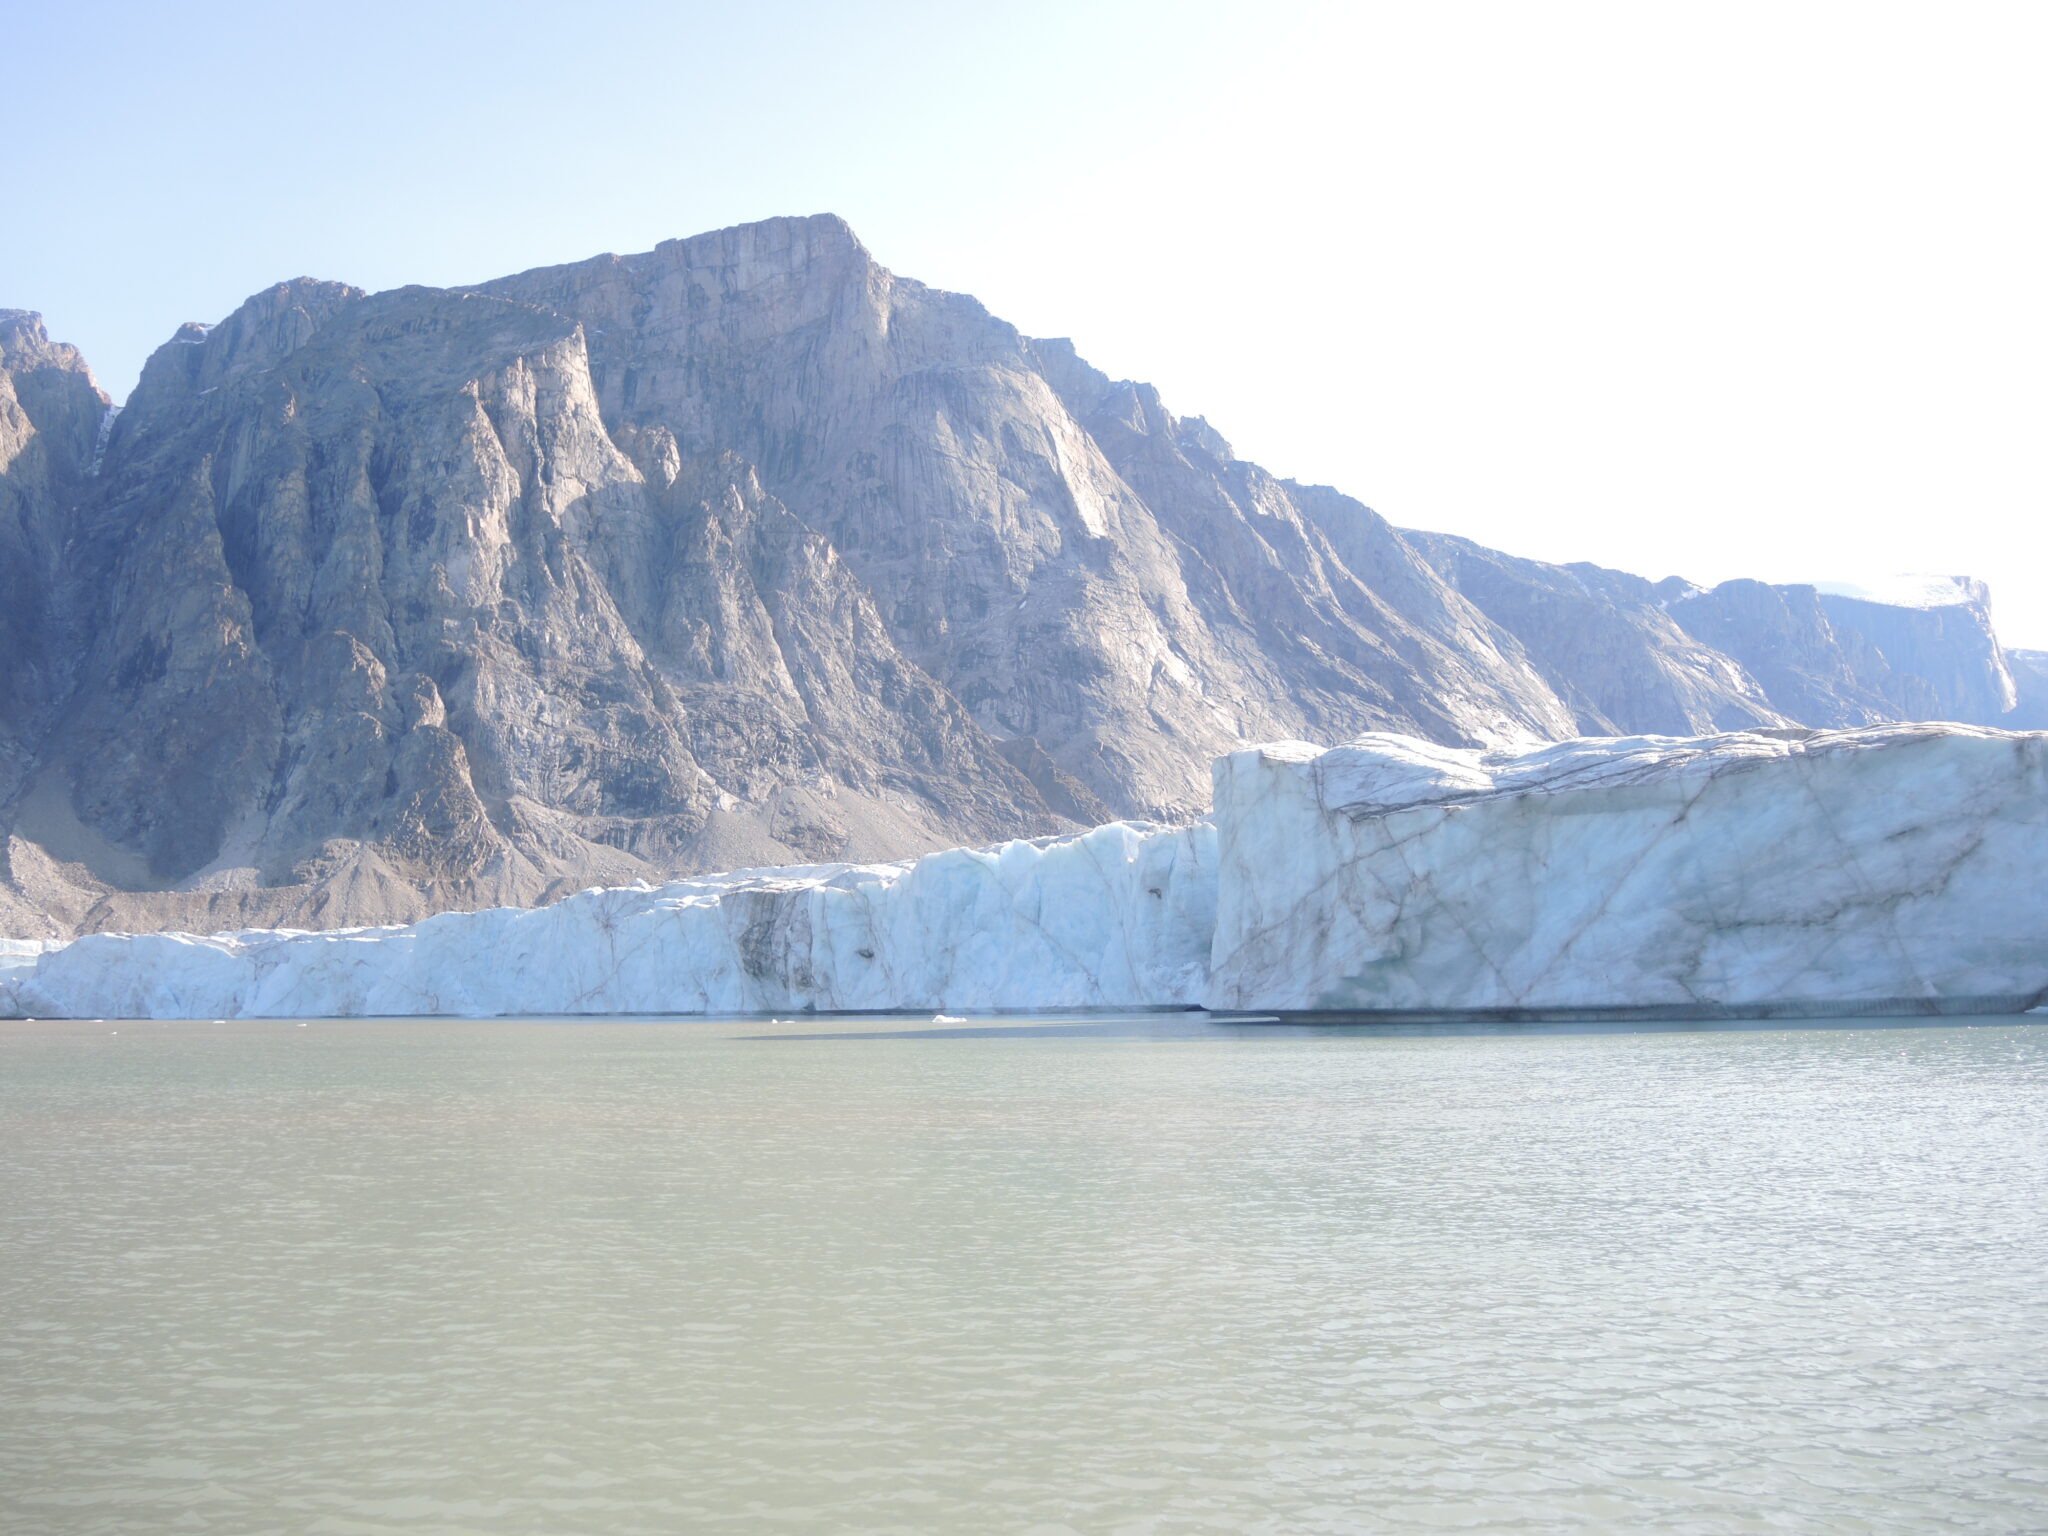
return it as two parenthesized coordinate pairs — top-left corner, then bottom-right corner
(5, 723), (2042, 1022)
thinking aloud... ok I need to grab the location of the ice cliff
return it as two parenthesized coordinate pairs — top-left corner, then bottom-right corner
(4, 724), (2043, 1020)
(1208, 724), (2048, 1015)
(0, 821), (1216, 1020)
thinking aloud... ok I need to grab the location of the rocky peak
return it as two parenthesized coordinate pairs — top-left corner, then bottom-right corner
(115, 279), (365, 453)
(0, 309), (72, 365)
(185, 277), (365, 381)
(0, 215), (2033, 937)
(0, 310), (107, 472)
(649, 211), (878, 281)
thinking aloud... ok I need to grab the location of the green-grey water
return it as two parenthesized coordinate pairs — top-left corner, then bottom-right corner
(2, 1014), (2045, 1534)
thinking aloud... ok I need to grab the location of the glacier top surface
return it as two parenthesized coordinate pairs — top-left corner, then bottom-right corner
(1268, 722), (2033, 819)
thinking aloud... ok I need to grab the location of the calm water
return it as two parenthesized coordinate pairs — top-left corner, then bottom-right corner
(2, 1014), (2045, 1535)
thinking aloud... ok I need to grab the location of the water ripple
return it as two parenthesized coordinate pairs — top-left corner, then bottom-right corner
(1, 1016), (2043, 1533)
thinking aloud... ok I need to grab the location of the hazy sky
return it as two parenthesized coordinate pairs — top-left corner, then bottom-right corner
(8, 1), (2045, 640)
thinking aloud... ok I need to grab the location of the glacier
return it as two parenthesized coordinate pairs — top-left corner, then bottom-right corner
(1208, 724), (2048, 1015)
(0, 822), (1217, 1021)
(3, 724), (2043, 1020)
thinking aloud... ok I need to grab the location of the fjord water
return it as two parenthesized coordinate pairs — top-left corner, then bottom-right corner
(2, 1017), (2044, 1534)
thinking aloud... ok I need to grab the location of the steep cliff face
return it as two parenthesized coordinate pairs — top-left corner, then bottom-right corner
(20, 283), (693, 932)
(0, 215), (2032, 936)
(479, 217), (1585, 817)
(0, 312), (105, 795)
(1401, 539), (2026, 739)
(1814, 581), (2015, 721)
(1399, 533), (1789, 735)
(0, 312), (111, 937)
(3, 269), (1066, 935)
(1035, 346), (1577, 753)
(1659, 579), (1901, 726)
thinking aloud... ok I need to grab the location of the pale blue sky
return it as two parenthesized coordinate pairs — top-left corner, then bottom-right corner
(8, 0), (2045, 642)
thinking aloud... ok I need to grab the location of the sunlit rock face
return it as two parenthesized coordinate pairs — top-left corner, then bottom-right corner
(1206, 725), (2048, 1015)
(1, 271), (1071, 939)
(479, 216), (1584, 821)
(5, 725), (2041, 1021)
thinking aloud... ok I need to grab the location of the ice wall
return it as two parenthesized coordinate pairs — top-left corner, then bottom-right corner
(3, 820), (1216, 1020)
(1207, 724), (2048, 1014)
(5, 724), (2044, 1020)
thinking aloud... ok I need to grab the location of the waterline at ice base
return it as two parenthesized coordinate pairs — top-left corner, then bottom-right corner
(6, 725), (2044, 1022)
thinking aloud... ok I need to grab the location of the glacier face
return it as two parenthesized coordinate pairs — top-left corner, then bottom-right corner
(4, 725), (2043, 1020)
(1208, 724), (2048, 1014)
(2, 820), (1216, 1021)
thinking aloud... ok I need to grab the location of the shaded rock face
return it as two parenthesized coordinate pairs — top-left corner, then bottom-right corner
(1401, 534), (1788, 735)
(0, 215), (2033, 936)
(1664, 578), (2016, 727)
(1410, 536), (2021, 739)
(0, 312), (106, 802)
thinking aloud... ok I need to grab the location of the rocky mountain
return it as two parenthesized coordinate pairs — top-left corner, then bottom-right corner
(2007, 650), (2048, 729)
(0, 215), (2031, 936)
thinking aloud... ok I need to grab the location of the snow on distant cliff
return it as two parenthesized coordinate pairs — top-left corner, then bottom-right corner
(5, 725), (2043, 1021)
(1810, 575), (1981, 609)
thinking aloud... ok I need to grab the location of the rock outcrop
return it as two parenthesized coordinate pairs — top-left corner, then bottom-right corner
(476, 221), (1581, 819)
(0, 216), (2036, 936)
(2006, 650), (2048, 729)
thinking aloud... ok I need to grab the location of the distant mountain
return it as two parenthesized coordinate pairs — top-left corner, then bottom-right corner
(0, 216), (2028, 935)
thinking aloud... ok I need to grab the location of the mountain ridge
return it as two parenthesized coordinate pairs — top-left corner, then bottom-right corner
(0, 214), (2032, 937)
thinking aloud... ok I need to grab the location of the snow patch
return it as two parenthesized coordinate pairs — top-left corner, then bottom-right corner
(88, 404), (120, 475)
(1810, 575), (1979, 610)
